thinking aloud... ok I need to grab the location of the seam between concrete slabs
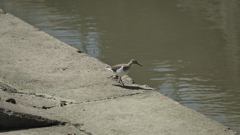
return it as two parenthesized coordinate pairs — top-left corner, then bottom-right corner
(1, 81), (152, 110)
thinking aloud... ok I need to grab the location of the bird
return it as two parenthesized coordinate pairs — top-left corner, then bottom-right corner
(106, 59), (142, 86)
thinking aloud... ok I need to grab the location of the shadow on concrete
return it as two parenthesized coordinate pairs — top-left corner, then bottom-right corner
(0, 111), (63, 130)
(112, 84), (153, 91)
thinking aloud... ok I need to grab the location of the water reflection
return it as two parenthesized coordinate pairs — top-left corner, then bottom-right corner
(150, 59), (240, 131)
(0, 0), (102, 59)
(175, 1), (240, 131)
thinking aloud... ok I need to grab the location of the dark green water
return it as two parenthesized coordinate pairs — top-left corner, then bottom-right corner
(0, 0), (240, 132)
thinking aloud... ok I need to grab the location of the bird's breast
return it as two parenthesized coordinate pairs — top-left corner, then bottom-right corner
(116, 66), (128, 77)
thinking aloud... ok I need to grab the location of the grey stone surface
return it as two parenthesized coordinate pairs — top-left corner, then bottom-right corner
(47, 92), (235, 135)
(0, 89), (59, 109)
(0, 125), (88, 135)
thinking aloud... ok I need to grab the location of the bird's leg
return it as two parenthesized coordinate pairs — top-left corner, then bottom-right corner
(117, 77), (124, 86)
(120, 77), (125, 86)
(117, 76), (121, 84)
(108, 75), (118, 79)
(108, 75), (115, 79)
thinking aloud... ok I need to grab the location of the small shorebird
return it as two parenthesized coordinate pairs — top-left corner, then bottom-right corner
(106, 59), (142, 86)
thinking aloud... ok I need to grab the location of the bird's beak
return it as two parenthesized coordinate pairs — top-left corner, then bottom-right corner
(137, 63), (142, 67)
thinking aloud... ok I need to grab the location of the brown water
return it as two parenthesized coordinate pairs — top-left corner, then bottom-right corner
(0, 0), (240, 132)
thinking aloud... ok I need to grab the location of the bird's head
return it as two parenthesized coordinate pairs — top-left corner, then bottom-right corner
(130, 59), (142, 67)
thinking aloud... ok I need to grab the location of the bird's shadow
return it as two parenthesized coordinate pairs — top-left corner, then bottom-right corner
(112, 84), (153, 90)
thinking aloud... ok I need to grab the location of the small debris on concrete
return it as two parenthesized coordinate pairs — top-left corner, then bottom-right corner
(60, 101), (67, 107)
(42, 106), (51, 109)
(6, 98), (16, 104)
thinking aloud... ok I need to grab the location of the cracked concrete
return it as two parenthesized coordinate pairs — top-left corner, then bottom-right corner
(0, 10), (238, 135)
(0, 90), (59, 109)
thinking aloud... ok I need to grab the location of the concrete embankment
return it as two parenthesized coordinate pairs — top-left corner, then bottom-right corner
(0, 10), (238, 135)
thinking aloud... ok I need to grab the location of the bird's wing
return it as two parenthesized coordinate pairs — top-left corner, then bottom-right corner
(111, 64), (123, 72)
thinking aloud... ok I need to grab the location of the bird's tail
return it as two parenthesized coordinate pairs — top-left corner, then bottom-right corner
(105, 66), (113, 72)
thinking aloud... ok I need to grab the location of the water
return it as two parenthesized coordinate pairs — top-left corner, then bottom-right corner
(0, 0), (240, 132)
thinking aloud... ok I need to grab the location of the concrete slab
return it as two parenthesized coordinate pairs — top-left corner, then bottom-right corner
(0, 125), (88, 135)
(47, 91), (236, 135)
(0, 89), (59, 109)
(0, 101), (69, 129)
